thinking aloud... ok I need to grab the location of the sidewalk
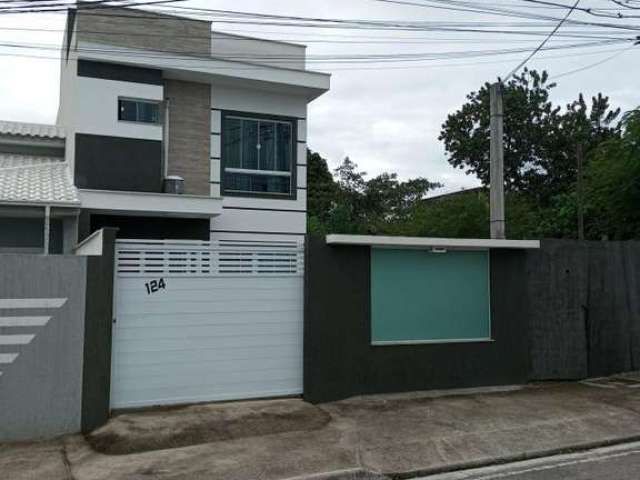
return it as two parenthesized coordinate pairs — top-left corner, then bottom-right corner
(3, 375), (640, 480)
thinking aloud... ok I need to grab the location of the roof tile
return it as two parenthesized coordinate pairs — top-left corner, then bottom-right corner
(0, 120), (65, 139)
(0, 154), (79, 205)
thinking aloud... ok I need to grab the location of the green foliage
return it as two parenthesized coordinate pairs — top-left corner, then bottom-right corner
(306, 150), (441, 235)
(306, 149), (337, 234)
(439, 69), (620, 204)
(406, 191), (489, 238)
(584, 108), (640, 240)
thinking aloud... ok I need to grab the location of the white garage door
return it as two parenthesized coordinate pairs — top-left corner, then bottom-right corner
(110, 239), (304, 409)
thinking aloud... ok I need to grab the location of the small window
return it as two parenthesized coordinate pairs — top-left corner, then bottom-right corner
(222, 113), (294, 197)
(118, 99), (160, 124)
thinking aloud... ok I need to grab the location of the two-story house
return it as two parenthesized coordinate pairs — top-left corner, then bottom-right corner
(59, 5), (329, 246)
(0, 4), (330, 408)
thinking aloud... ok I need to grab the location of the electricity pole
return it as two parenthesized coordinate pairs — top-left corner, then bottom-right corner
(490, 82), (505, 239)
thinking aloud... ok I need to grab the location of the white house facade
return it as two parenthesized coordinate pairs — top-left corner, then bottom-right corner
(56, 6), (329, 247)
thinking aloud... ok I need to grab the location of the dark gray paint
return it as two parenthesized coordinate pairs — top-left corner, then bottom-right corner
(527, 240), (640, 380)
(525, 241), (589, 379)
(89, 215), (210, 240)
(64, 8), (76, 61)
(81, 228), (117, 433)
(0, 142), (64, 157)
(303, 237), (529, 403)
(74, 133), (162, 192)
(77, 59), (163, 85)
(0, 217), (63, 254)
(0, 254), (86, 441)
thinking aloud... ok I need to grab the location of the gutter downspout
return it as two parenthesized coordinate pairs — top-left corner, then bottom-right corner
(162, 98), (170, 181)
(43, 205), (51, 255)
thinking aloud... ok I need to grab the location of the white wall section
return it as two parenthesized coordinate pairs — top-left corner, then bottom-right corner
(210, 85), (308, 243)
(211, 31), (306, 70)
(73, 77), (163, 140)
(212, 208), (306, 235)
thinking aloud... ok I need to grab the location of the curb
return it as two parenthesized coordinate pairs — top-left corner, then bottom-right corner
(282, 468), (389, 480)
(390, 434), (640, 479)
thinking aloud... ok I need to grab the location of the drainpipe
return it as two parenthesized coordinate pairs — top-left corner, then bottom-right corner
(162, 98), (170, 180)
(43, 205), (51, 255)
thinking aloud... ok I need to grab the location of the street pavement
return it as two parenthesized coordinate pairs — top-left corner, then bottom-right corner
(4, 379), (640, 480)
(419, 441), (640, 480)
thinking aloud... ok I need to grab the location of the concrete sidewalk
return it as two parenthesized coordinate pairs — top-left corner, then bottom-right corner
(3, 376), (640, 480)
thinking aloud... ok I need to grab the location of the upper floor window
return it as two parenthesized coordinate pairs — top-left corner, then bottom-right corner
(118, 98), (160, 124)
(222, 113), (294, 197)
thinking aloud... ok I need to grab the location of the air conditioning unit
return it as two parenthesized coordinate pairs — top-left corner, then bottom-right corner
(163, 175), (184, 194)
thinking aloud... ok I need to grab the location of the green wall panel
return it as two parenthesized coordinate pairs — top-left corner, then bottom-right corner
(371, 248), (491, 343)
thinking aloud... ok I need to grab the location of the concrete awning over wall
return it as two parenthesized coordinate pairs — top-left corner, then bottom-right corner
(79, 189), (223, 219)
(325, 235), (540, 250)
(76, 42), (331, 101)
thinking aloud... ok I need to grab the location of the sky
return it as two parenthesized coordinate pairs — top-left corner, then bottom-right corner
(0, 0), (638, 195)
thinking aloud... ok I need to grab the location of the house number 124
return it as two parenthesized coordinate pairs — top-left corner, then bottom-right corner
(145, 278), (166, 295)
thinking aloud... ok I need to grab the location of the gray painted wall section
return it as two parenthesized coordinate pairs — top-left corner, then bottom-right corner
(0, 254), (87, 441)
(81, 228), (117, 433)
(527, 239), (640, 380)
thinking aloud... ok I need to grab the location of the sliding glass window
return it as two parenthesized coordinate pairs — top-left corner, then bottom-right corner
(222, 114), (294, 197)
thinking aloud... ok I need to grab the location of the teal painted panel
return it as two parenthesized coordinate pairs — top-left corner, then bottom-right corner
(371, 248), (491, 343)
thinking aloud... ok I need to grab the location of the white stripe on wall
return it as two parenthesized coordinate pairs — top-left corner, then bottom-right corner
(0, 298), (67, 309)
(0, 353), (18, 364)
(0, 316), (51, 327)
(0, 335), (35, 345)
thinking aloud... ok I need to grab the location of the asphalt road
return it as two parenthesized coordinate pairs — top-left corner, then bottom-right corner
(419, 442), (640, 480)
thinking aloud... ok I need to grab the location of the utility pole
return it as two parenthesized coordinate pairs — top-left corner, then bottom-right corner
(489, 82), (505, 239)
(576, 143), (584, 241)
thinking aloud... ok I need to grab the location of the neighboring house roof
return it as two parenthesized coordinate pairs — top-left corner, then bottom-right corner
(0, 154), (79, 205)
(424, 186), (486, 203)
(0, 120), (65, 140)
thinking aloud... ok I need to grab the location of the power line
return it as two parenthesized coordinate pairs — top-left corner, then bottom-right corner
(504, 0), (582, 80)
(0, 0), (184, 14)
(0, 37), (626, 64)
(551, 42), (637, 78)
(9, 2), (640, 33)
(0, 24), (632, 42)
(0, 42), (631, 71)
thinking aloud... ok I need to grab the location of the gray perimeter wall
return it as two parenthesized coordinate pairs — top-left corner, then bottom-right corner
(0, 254), (87, 441)
(0, 229), (117, 441)
(527, 239), (640, 380)
(304, 237), (640, 403)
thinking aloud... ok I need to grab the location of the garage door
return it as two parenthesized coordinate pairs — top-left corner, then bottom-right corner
(110, 239), (304, 409)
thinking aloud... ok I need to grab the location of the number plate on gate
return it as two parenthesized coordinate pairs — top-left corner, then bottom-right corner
(144, 278), (166, 295)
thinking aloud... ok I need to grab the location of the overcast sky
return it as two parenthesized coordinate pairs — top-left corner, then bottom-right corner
(0, 0), (638, 194)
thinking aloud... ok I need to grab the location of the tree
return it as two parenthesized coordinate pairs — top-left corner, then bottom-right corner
(363, 173), (441, 232)
(306, 152), (440, 235)
(408, 190), (490, 239)
(306, 149), (337, 233)
(584, 107), (640, 240)
(439, 69), (621, 204)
